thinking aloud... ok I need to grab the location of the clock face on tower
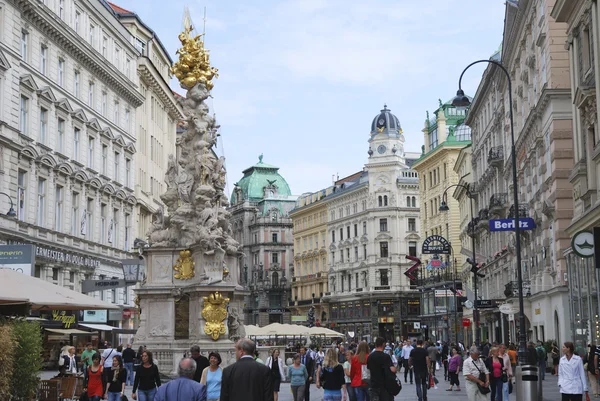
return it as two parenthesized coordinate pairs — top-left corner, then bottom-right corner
(377, 145), (386, 154)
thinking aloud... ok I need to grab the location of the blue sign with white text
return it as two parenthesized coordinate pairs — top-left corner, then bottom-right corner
(489, 218), (536, 231)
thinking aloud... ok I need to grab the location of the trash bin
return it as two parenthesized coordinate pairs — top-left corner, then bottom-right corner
(515, 365), (538, 401)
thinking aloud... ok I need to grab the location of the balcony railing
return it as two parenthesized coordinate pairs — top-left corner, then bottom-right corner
(489, 193), (508, 212)
(508, 204), (529, 218)
(488, 146), (504, 167)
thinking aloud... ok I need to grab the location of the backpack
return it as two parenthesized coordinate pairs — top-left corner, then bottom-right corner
(536, 346), (546, 361)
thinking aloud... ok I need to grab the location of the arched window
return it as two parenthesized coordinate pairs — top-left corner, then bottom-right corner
(406, 196), (411, 207)
(384, 195), (388, 206)
(272, 271), (279, 287)
(412, 196), (416, 207)
(378, 196), (383, 207)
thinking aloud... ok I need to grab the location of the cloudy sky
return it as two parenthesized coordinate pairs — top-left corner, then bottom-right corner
(113, 0), (506, 196)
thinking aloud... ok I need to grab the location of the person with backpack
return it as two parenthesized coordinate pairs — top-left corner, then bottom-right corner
(367, 337), (399, 401)
(536, 341), (547, 380)
(349, 342), (370, 401)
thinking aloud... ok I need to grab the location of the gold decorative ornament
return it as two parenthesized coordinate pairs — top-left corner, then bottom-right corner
(202, 291), (230, 340)
(377, 126), (385, 133)
(174, 249), (195, 280)
(222, 266), (229, 279)
(171, 24), (219, 90)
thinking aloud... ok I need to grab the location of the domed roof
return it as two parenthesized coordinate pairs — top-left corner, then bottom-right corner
(230, 155), (292, 204)
(371, 104), (402, 136)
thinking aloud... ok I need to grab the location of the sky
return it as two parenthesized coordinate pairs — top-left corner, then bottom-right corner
(113, 0), (507, 196)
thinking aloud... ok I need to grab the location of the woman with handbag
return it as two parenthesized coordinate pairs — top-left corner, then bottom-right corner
(316, 348), (347, 401)
(83, 353), (104, 401)
(463, 346), (490, 401)
(551, 343), (560, 376)
(104, 355), (127, 401)
(265, 349), (286, 401)
(485, 347), (505, 401)
(559, 342), (588, 401)
(349, 342), (370, 401)
(446, 347), (462, 391)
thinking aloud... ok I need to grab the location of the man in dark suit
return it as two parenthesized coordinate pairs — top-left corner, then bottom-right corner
(221, 338), (273, 401)
(300, 346), (314, 401)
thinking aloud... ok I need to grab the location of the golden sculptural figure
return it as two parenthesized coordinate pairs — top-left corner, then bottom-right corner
(202, 291), (230, 340)
(173, 249), (195, 280)
(171, 25), (219, 90)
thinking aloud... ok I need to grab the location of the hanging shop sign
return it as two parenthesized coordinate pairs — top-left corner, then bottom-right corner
(421, 235), (451, 255)
(571, 231), (594, 258)
(0, 244), (34, 275)
(82, 279), (126, 293)
(489, 218), (536, 232)
(462, 318), (471, 327)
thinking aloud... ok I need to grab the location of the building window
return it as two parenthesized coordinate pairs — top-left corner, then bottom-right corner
(354, 246), (358, 261)
(379, 242), (388, 258)
(71, 192), (79, 236)
(21, 31), (28, 61)
(346, 226), (350, 238)
(331, 230), (335, 242)
(354, 224), (358, 237)
(384, 195), (388, 206)
(73, 128), (80, 161)
(20, 95), (28, 134)
(57, 58), (64, 86)
(100, 204), (107, 243)
(88, 137), (94, 168)
(125, 109), (130, 131)
(86, 198), (93, 238)
(101, 144), (107, 174)
(272, 233), (278, 243)
(363, 244), (367, 259)
(379, 218), (388, 232)
(89, 23), (95, 45)
(88, 82), (94, 106)
(74, 71), (80, 97)
(272, 252), (278, 264)
(112, 209), (119, 245)
(340, 250), (344, 263)
(37, 178), (46, 226)
(380, 269), (389, 286)
(412, 196), (416, 207)
(406, 196), (411, 207)
(124, 213), (131, 250)
(101, 92), (107, 115)
(409, 241), (417, 257)
(39, 108), (47, 144)
(408, 218), (416, 232)
(17, 170), (26, 221)
(58, 0), (64, 19)
(114, 152), (119, 181)
(125, 158), (131, 187)
(378, 196), (382, 207)
(57, 118), (66, 152)
(135, 37), (146, 55)
(114, 101), (119, 124)
(75, 11), (80, 33)
(102, 35), (108, 57)
(40, 45), (47, 75)
(363, 221), (367, 235)
(55, 186), (63, 232)
(339, 228), (343, 241)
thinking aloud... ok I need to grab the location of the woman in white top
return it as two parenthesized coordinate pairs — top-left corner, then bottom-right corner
(266, 349), (286, 401)
(558, 341), (588, 401)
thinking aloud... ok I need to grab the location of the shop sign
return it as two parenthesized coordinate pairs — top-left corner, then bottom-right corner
(52, 310), (76, 328)
(8, 240), (101, 268)
(292, 315), (307, 322)
(378, 317), (394, 323)
(475, 299), (494, 309)
(413, 322), (421, 329)
(421, 235), (451, 255)
(108, 309), (123, 321)
(435, 306), (447, 313)
(489, 218), (536, 231)
(462, 318), (471, 327)
(82, 279), (126, 293)
(571, 231), (594, 258)
(81, 310), (107, 323)
(499, 304), (517, 314)
(122, 309), (132, 319)
(435, 290), (453, 297)
(0, 245), (34, 275)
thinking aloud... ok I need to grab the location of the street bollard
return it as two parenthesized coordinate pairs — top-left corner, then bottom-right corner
(515, 365), (538, 401)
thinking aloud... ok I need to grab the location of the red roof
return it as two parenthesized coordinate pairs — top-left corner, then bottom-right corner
(108, 2), (133, 15)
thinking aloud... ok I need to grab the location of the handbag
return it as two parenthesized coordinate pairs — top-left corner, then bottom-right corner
(509, 380), (513, 394)
(384, 366), (402, 396)
(472, 361), (491, 395)
(501, 371), (508, 383)
(361, 363), (371, 385)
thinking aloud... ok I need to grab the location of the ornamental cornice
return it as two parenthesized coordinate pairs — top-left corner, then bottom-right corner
(12, 0), (144, 107)
(138, 59), (184, 120)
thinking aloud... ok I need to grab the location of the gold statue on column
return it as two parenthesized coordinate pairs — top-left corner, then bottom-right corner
(173, 250), (195, 280)
(171, 22), (219, 90)
(202, 291), (230, 340)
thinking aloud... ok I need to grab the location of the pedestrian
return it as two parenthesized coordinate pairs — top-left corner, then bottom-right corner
(463, 346), (489, 401)
(349, 341), (370, 401)
(122, 344), (137, 386)
(132, 350), (161, 401)
(60, 346), (81, 375)
(288, 353), (309, 401)
(401, 340), (414, 384)
(536, 341), (547, 380)
(507, 344), (517, 375)
(558, 341), (588, 401)
(409, 339), (430, 401)
(316, 347), (325, 368)
(81, 343), (96, 378)
(338, 345), (346, 364)
(427, 341), (438, 375)
(103, 355), (126, 401)
(299, 346), (314, 401)
(442, 342), (449, 381)
(191, 345), (210, 382)
(316, 348), (347, 401)
(266, 349), (285, 401)
(200, 352), (223, 401)
(343, 350), (356, 401)
(485, 347), (506, 401)
(221, 338), (273, 401)
(552, 342), (560, 376)
(446, 347), (462, 392)
(526, 341), (538, 366)
(586, 345), (599, 397)
(101, 342), (116, 369)
(498, 344), (513, 400)
(367, 337), (395, 401)
(83, 353), (104, 401)
(154, 358), (207, 401)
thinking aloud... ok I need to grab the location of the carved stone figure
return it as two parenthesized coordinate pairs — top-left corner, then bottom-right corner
(227, 307), (246, 341)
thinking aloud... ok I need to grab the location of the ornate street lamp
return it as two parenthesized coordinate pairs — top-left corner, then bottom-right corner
(0, 192), (16, 217)
(452, 59), (526, 364)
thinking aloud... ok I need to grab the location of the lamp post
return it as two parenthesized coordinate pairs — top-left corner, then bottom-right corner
(439, 183), (480, 346)
(0, 192), (16, 217)
(452, 59), (525, 364)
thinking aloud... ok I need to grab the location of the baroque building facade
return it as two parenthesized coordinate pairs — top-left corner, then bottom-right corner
(465, 0), (572, 345)
(0, 0), (155, 336)
(107, 3), (184, 243)
(552, 0), (600, 348)
(228, 156), (297, 326)
(412, 99), (471, 342)
(321, 106), (422, 342)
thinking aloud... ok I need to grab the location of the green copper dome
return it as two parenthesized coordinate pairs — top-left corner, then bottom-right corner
(231, 155), (292, 203)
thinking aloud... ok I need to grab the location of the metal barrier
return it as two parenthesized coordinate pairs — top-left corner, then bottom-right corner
(515, 365), (539, 401)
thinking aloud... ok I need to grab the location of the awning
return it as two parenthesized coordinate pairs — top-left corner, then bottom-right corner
(45, 328), (94, 335)
(79, 323), (116, 331)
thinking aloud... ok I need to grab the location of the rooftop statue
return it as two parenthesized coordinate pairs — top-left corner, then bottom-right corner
(171, 25), (219, 90)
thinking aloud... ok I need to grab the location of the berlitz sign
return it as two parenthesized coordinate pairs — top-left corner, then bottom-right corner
(489, 218), (536, 232)
(421, 235), (451, 255)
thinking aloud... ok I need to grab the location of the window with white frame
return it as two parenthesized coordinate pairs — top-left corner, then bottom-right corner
(21, 31), (28, 61)
(125, 109), (130, 131)
(17, 170), (26, 221)
(89, 23), (95, 45)
(37, 178), (46, 226)
(71, 192), (79, 236)
(125, 158), (131, 187)
(88, 82), (94, 106)
(88, 136), (94, 168)
(74, 11), (80, 33)
(114, 152), (119, 181)
(408, 218), (416, 232)
(73, 127), (80, 161)
(112, 209), (119, 246)
(58, 0), (64, 19)
(124, 213), (130, 250)
(114, 101), (119, 124)
(74, 71), (80, 97)
(20, 96), (28, 134)
(126, 58), (131, 78)
(39, 108), (47, 144)
(115, 47), (121, 69)
(101, 92), (107, 115)
(55, 186), (63, 232)
(102, 35), (108, 58)
(57, 58), (64, 86)
(86, 198), (93, 238)
(102, 144), (107, 174)
(40, 45), (47, 75)
(57, 118), (65, 153)
(100, 204), (107, 243)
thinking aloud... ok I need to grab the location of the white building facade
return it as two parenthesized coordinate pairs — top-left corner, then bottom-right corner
(0, 0), (144, 333)
(323, 107), (422, 341)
